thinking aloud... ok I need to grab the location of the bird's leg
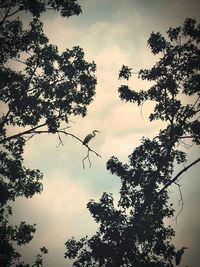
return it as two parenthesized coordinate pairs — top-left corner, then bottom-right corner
(88, 152), (91, 168)
(82, 148), (90, 169)
(82, 155), (86, 169)
(82, 143), (101, 169)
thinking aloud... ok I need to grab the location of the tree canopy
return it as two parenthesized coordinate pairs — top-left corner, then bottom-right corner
(0, 1), (97, 266)
(65, 18), (200, 267)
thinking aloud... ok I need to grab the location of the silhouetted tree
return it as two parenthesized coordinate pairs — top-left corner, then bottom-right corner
(65, 18), (200, 267)
(0, 1), (96, 266)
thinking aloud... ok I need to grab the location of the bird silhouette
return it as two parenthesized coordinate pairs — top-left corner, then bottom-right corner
(83, 130), (100, 145)
(175, 247), (189, 266)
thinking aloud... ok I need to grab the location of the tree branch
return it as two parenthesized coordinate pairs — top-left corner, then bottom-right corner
(158, 157), (200, 195)
(12, 57), (27, 65)
(0, 5), (11, 25)
(7, 7), (21, 18)
(0, 122), (47, 144)
(31, 129), (101, 168)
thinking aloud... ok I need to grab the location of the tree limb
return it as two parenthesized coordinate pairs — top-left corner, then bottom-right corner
(7, 7), (21, 18)
(158, 157), (200, 195)
(12, 57), (27, 65)
(0, 5), (11, 25)
(0, 122), (47, 144)
(33, 129), (102, 169)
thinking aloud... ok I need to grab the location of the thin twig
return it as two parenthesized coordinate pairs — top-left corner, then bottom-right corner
(178, 139), (194, 150)
(24, 132), (37, 142)
(12, 57), (27, 65)
(56, 132), (64, 148)
(7, 7), (21, 18)
(140, 100), (146, 119)
(173, 181), (184, 225)
(192, 95), (200, 109)
(0, 5), (11, 25)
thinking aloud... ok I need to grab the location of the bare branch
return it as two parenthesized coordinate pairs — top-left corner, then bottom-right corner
(12, 57), (27, 65)
(56, 132), (64, 148)
(158, 157), (200, 195)
(24, 132), (37, 142)
(192, 95), (200, 108)
(7, 7), (21, 18)
(178, 138), (194, 150)
(140, 100), (146, 119)
(0, 5), (11, 25)
(0, 122), (47, 144)
(193, 108), (200, 116)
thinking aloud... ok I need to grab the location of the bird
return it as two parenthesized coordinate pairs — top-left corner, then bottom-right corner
(83, 130), (100, 146)
(175, 247), (189, 266)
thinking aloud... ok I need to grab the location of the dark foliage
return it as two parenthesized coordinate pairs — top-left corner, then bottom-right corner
(65, 18), (200, 267)
(0, 0), (96, 266)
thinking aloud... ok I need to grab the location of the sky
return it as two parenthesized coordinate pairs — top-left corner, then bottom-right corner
(7, 0), (200, 266)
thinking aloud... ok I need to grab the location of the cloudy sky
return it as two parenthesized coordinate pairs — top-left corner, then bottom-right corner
(9, 0), (200, 266)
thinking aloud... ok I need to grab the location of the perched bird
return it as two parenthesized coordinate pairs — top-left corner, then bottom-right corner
(83, 130), (100, 145)
(175, 247), (189, 266)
